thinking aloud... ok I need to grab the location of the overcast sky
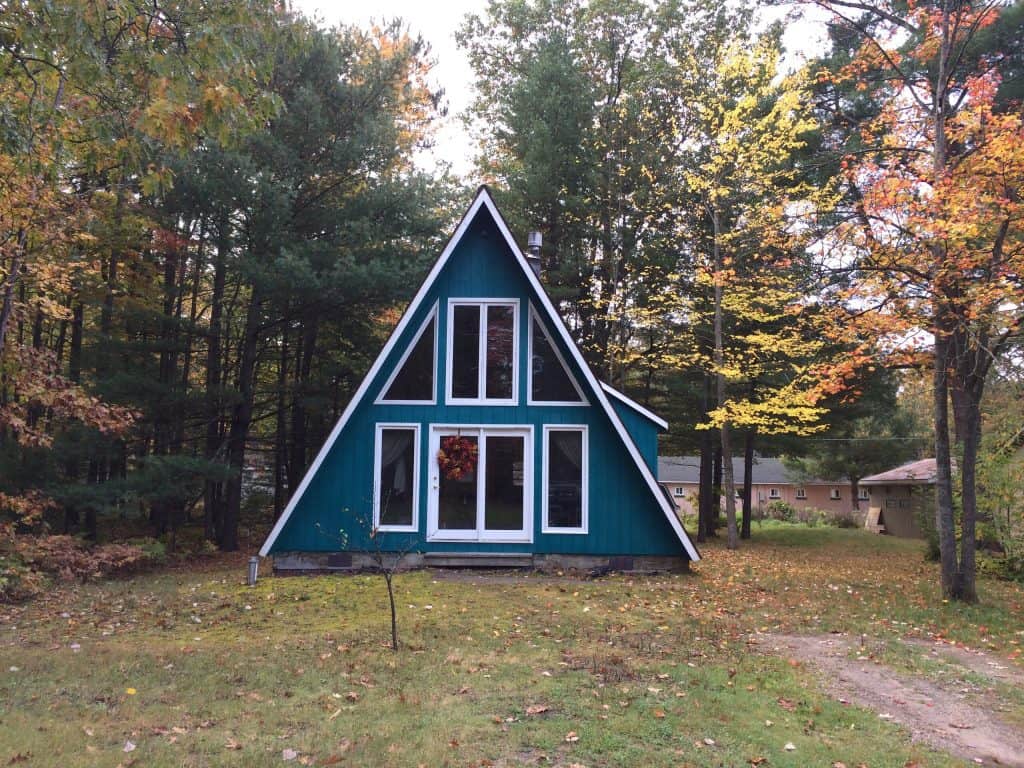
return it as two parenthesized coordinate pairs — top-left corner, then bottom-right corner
(289, 0), (830, 180)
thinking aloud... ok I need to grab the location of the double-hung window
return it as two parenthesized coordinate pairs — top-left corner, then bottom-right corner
(447, 300), (518, 404)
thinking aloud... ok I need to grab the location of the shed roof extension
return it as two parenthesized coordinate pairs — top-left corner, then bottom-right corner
(859, 458), (937, 486)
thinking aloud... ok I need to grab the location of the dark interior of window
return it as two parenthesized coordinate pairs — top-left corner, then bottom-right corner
(378, 428), (415, 526)
(531, 316), (581, 402)
(382, 317), (435, 401)
(485, 305), (515, 399)
(451, 305), (480, 398)
(547, 430), (584, 528)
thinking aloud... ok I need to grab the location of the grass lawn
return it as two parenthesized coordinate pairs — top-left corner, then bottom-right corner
(2, 524), (1022, 767)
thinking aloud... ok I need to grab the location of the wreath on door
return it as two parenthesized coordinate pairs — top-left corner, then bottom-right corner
(438, 435), (478, 480)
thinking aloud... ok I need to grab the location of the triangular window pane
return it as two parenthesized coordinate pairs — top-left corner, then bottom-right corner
(531, 315), (583, 402)
(382, 316), (435, 401)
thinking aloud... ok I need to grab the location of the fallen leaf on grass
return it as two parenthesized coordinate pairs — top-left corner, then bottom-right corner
(565, 731), (580, 743)
(776, 698), (796, 711)
(832, 762), (847, 768)
(224, 738), (242, 750)
(282, 747), (298, 761)
(749, 758), (768, 766)
(125, 688), (137, 696)
(123, 741), (136, 753)
(653, 710), (666, 719)
(703, 738), (716, 746)
(784, 742), (796, 751)
(345, 691), (359, 702)
(525, 705), (549, 715)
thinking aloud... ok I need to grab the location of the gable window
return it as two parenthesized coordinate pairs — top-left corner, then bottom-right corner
(447, 300), (518, 404)
(543, 426), (588, 533)
(378, 308), (436, 403)
(374, 424), (419, 531)
(673, 486), (685, 497)
(768, 487), (781, 499)
(830, 488), (841, 500)
(795, 487), (807, 500)
(529, 307), (585, 404)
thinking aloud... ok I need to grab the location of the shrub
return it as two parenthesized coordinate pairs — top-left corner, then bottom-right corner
(17, 535), (150, 581)
(824, 509), (861, 529)
(765, 501), (796, 522)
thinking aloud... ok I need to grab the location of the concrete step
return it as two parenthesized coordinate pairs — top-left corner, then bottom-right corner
(423, 552), (534, 568)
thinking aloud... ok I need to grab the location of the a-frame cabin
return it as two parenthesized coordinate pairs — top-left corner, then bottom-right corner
(259, 187), (699, 570)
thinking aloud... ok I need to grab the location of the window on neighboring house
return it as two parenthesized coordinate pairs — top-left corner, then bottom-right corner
(448, 301), (517, 403)
(795, 487), (807, 500)
(529, 309), (584, 403)
(543, 426), (587, 533)
(673, 486), (685, 497)
(379, 310), (436, 402)
(830, 488), (841, 500)
(858, 488), (870, 500)
(375, 425), (419, 531)
(769, 488), (781, 499)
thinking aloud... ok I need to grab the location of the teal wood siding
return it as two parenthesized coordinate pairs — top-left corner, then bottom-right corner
(610, 400), (659, 473)
(270, 210), (683, 557)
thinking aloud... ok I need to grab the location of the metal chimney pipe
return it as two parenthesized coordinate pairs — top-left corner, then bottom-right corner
(526, 231), (542, 278)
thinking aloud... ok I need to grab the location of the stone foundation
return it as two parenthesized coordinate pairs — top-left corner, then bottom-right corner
(269, 551), (690, 574)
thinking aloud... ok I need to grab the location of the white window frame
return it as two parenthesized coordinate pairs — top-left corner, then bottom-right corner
(768, 487), (781, 499)
(673, 486), (685, 498)
(526, 304), (587, 406)
(373, 423), (420, 533)
(375, 303), (439, 405)
(858, 487), (870, 500)
(426, 424), (534, 543)
(830, 487), (841, 500)
(445, 299), (520, 406)
(795, 487), (807, 500)
(542, 425), (589, 535)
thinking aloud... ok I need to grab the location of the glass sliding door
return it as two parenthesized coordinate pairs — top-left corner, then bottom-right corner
(428, 426), (532, 543)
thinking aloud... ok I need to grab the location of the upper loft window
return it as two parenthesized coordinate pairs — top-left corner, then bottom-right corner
(447, 300), (518, 404)
(529, 307), (585, 404)
(378, 306), (437, 403)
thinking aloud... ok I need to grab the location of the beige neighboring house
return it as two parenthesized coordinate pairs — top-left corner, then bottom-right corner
(658, 456), (859, 518)
(859, 458), (936, 538)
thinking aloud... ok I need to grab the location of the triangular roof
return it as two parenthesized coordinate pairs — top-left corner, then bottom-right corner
(259, 186), (699, 561)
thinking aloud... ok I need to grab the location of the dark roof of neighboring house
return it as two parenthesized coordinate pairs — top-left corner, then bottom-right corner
(657, 456), (835, 486)
(860, 458), (937, 486)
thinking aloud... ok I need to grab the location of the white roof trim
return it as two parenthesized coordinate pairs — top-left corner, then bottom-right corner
(259, 187), (700, 562)
(600, 382), (669, 431)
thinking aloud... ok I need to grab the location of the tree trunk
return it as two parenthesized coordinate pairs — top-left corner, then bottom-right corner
(741, 428), (755, 539)
(932, 330), (960, 599)
(220, 285), (262, 552)
(711, 442), (722, 537)
(274, 323), (289, 518)
(204, 221), (229, 541)
(0, 230), (26, 353)
(711, 204), (738, 549)
(288, 313), (319, 492)
(697, 419), (713, 543)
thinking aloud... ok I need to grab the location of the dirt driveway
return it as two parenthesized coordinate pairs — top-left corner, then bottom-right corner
(760, 633), (1024, 767)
